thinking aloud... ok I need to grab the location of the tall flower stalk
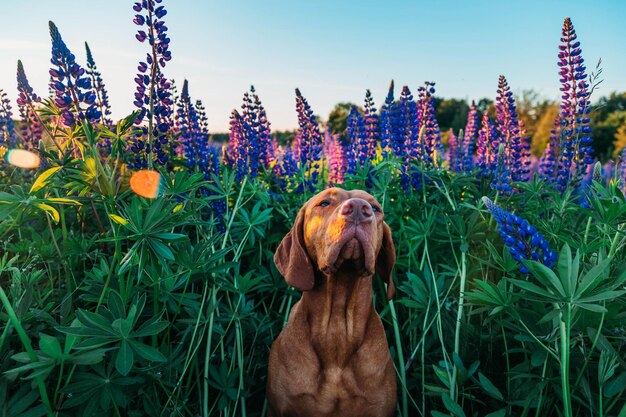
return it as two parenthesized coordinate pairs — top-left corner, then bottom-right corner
(462, 100), (479, 172)
(0, 90), (16, 148)
(16, 60), (43, 150)
(556, 17), (593, 190)
(131, 0), (173, 169)
(85, 42), (112, 126)
(48, 21), (100, 128)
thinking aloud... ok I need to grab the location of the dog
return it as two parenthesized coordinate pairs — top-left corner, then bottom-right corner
(267, 187), (397, 417)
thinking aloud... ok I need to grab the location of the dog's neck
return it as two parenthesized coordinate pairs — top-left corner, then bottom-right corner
(301, 269), (376, 367)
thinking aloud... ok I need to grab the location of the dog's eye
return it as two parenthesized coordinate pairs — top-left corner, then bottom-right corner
(318, 201), (330, 207)
(372, 205), (382, 213)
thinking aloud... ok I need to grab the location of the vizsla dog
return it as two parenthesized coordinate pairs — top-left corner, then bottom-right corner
(267, 187), (397, 417)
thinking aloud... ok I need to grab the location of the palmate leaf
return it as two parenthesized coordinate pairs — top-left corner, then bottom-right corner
(29, 166), (62, 193)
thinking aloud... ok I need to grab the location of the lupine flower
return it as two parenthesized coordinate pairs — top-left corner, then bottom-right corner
(176, 79), (213, 177)
(538, 116), (561, 182)
(476, 112), (499, 177)
(16, 61), (42, 150)
(447, 128), (462, 172)
(345, 105), (363, 175)
(360, 90), (379, 164)
(130, 0), (173, 169)
(85, 42), (112, 126)
(495, 75), (529, 183)
(0, 90), (16, 148)
(461, 100), (479, 171)
(557, 17), (593, 190)
(294, 88), (323, 191)
(416, 81), (442, 166)
(619, 147), (626, 194)
(227, 109), (247, 182)
(325, 129), (346, 185)
(274, 145), (298, 190)
(48, 21), (100, 128)
(379, 80), (397, 157)
(483, 196), (558, 273)
(397, 86), (417, 161)
(491, 144), (513, 195)
(251, 87), (274, 170)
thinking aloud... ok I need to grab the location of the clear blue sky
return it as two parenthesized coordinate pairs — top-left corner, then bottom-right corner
(1, 0), (624, 132)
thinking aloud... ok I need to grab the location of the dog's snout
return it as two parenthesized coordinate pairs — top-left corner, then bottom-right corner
(340, 198), (373, 223)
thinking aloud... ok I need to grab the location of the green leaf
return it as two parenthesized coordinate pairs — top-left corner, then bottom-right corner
(442, 393), (466, 417)
(150, 239), (175, 261)
(116, 340), (134, 376)
(478, 371), (504, 400)
(38, 334), (62, 359)
(485, 409), (506, 417)
(525, 260), (566, 298)
(604, 372), (626, 397)
(576, 258), (611, 298)
(129, 340), (167, 362)
(35, 203), (59, 222)
(508, 279), (556, 300)
(30, 167), (62, 193)
(557, 244), (573, 297)
(112, 318), (132, 338)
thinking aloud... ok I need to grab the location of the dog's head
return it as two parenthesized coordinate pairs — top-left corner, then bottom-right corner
(274, 187), (395, 299)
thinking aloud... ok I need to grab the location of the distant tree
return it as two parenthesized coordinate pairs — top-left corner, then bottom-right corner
(591, 92), (626, 158)
(515, 90), (555, 141)
(328, 102), (358, 135)
(531, 103), (559, 156)
(613, 121), (626, 156)
(434, 98), (469, 133)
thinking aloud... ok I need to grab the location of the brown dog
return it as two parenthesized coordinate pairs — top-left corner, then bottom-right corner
(267, 187), (397, 417)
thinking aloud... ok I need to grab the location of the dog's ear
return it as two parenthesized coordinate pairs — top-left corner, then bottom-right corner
(376, 222), (396, 299)
(274, 209), (315, 292)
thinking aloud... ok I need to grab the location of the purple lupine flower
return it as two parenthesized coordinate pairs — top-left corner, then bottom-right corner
(417, 81), (442, 166)
(295, 88), (323, 191)
(495, 75), (530, 183)
(483, 197), (557, 274)
(130, 0), (173, 169)
(618, 146), (626, 194)
(325, 129), (346, 185)
(538, 116), (562, 183)
(557, 17), (593, 190)
(490, 144), (513, 195)
(379, 80), (397, 157)
(345, 105), (363, 175)
(85, 42), (112, 126)
(447, 128), (462, 173)
(16, 61), (43, 150)
(48, 21), (100, 128)
(461, 100), (479, 171)
(227, 109), (247, 182)
(476, 112), (499, 177)
(240, 88), (261, 178)
(0, 90), (16, 148)
(360, 90), (379, 164)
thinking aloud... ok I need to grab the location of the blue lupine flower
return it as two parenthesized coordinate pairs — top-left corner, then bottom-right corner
(16, 61), (42, 150)
(495, 75), (530, 183)
(252, 88), (274, 170)
(538, 116), (561, 183)
(490, 144), (513, 195)
(176, 79), (213, 177)
(130, 0), (173, 169)
(48, 21), (100, 128)
(557, 17), (593, 190)
(294, 88), (323, 191)
(461, 100), (479, 171)
(345, 105), (363, 175)
(85, 42), (112, 126)
(0, 90), (16, 148)
(227, 109), (248, 182)
(619, 147), (626, 194)
(483, 196), (558, 274)
(380, 80), (397, 157)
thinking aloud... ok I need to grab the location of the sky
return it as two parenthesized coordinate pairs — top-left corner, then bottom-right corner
(1, 0), (625, 132)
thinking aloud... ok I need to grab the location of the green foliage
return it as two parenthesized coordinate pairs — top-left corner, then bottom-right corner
(1, 119), (626, 417)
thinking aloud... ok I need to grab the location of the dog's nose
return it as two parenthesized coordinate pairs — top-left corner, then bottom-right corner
(340, 198), (373, 223)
